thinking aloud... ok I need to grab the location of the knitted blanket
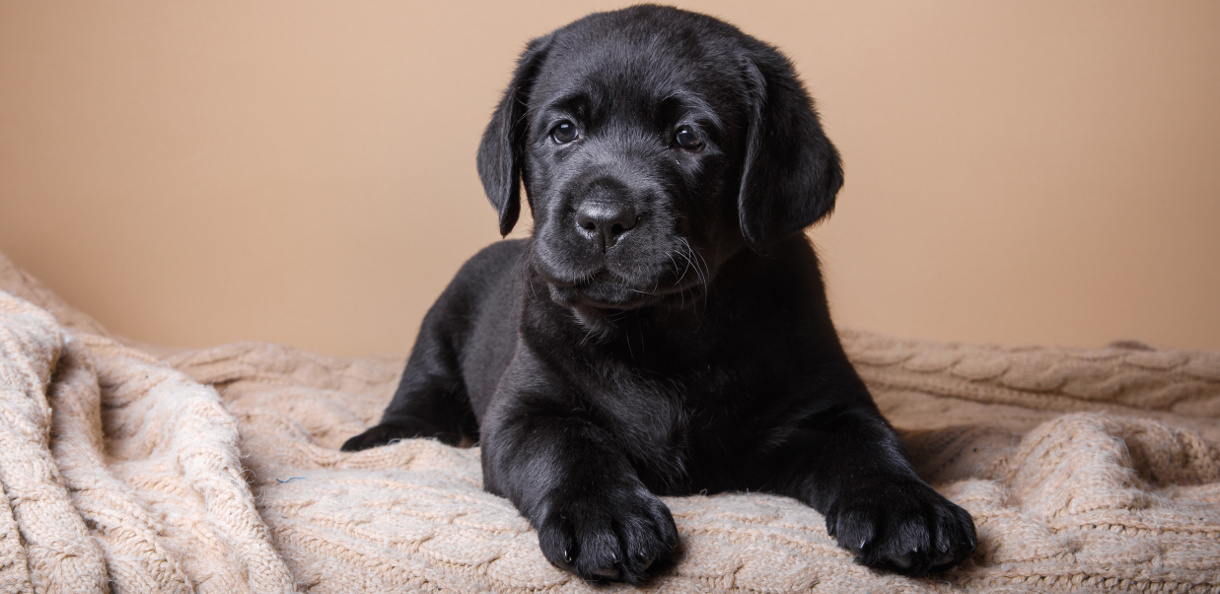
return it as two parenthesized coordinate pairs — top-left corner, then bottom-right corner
(1, 250), (1217, 593)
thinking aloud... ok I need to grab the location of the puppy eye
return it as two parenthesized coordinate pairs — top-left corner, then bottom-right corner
(674, 125), (704, 150)
(551, 120), (579, 144)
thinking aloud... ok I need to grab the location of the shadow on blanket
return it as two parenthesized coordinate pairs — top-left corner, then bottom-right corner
(1, 250), (1218, 593)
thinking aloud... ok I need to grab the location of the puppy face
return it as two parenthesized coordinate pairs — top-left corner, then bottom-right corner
(478, 6), (844, 322)
(524, 26), (745, 313)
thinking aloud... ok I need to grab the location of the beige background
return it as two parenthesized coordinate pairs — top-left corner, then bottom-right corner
(2, 1), (1217, 357)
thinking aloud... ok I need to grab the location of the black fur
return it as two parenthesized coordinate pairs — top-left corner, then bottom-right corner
(344, 5), (975, 584)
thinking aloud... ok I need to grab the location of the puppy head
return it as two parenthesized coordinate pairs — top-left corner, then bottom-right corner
(477, 5), (842, 317)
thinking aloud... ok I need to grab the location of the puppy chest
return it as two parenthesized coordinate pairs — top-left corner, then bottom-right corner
(586, 382), (689, 488)
(589, 369), (763, 492)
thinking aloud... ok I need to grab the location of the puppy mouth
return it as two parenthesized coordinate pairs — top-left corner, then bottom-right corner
(542, 269), (705, 310)
(548, 283), (658, 310)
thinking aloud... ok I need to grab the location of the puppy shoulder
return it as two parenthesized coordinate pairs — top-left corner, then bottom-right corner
(428, 239), (530, 323)
(453, 239), (528, 285)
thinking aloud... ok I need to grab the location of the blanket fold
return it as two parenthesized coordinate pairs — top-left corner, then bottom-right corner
(1, 283), (294, 593)
(0, 250), (1217, 593)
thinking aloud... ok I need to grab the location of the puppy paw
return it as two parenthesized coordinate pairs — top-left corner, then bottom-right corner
(535, 484), (679, 585)
(825, 479), (976, 576)
(340, 417), (463, 451)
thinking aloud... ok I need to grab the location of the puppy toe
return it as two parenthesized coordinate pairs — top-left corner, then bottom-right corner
(614, 512), (676, 583)
(826, 506), (877, 553)
(591, 565), (621, 580)
(934, 500), (978, 569)
(537, 515), (578, 571)
(572, 527), (622, 581)
(887, 553), (913, 570)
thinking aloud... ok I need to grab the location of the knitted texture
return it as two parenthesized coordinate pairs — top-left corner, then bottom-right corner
(1, 250), (1218, 593)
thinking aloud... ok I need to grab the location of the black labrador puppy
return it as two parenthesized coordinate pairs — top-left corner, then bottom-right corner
(344, 5), (976, 584)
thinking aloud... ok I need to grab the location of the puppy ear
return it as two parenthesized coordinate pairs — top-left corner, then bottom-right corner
(737, 44), (844, 252)
(477, 36), (551, 237)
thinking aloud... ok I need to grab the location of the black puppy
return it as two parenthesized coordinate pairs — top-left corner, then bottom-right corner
(344, 5), (976, 584)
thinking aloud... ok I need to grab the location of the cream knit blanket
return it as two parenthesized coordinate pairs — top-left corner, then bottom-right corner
(1, 251), (1217, 593)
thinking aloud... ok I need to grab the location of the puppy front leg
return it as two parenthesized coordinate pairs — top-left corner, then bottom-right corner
(341, 314), (476, 451)
(481, 399), (678, 585)
(775, 402), (977, 576)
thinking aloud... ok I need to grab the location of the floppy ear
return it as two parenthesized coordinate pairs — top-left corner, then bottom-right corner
(737, 43), (844, 252)
(477, 36), (551, 237)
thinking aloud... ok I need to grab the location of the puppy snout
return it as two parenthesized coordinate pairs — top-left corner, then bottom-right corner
(575, 201), (639, 250)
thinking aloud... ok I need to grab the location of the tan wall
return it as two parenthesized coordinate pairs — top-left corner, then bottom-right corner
(2, 1), (1218, 357)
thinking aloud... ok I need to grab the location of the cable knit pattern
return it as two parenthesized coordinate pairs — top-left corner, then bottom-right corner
(1, 258), (295, 593)
(1, 250), (1218, 593)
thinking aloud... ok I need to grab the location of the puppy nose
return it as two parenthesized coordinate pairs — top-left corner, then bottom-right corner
(575, 201), (638, 249)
